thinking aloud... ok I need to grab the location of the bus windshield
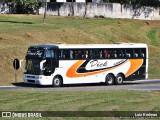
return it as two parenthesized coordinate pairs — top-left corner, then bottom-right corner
(25, 59), (42, 75)
(25, 49), (56, 75)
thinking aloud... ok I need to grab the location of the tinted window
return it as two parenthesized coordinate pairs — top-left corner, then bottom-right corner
(45, 50), (54, 58)
(59, 48), (146, 60)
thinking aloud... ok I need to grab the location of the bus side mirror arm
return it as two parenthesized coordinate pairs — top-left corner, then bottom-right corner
(40, 60), (46, 70)
(20, 59), (24, 68)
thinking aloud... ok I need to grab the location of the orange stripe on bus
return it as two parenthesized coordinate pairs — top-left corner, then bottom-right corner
(125, 59), (143, 77)
(66, 60), (129, 78)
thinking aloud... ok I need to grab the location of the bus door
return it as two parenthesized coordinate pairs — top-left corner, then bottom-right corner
(132, 67), (146, 80)
(131, 49), (146, 80)
(44, 49), (58, 76)
(131, 60), (146, 80)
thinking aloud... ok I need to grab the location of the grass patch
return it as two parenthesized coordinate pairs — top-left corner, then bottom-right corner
(0, 15), (160, 85)
(0, 90), (159, 119)
(147, 28), (159, 46)
(0, 90), (159, 111)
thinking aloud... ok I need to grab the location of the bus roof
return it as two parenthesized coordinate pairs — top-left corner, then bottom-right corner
(57, 43), (148, 49)
(29, 43), (148, 49)
(29, 44), (58, 49)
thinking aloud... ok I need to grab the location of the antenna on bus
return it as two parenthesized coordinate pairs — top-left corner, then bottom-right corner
(56, 42), (65, 44)
(114, 42), (134, 45)
(115, 42), (128, 44)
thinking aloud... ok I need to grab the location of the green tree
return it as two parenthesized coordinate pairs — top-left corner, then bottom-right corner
(0, 0), (42, 14)
(15, 0), (41, 14)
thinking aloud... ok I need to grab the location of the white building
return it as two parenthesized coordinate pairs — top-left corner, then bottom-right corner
(50, 0), (102, 3)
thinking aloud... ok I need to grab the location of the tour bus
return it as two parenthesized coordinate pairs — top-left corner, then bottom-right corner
(24, 43), (148, 87)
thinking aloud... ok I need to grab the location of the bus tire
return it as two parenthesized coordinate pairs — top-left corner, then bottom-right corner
(105, 74), (115, 85)
(52, 76), (63, 87)
(115, 74), (124, 85)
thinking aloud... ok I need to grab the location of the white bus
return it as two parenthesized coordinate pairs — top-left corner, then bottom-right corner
(24, 43), (148, 87)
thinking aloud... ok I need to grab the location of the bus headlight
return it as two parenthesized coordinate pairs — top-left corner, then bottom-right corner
(35, 80), (39, 84)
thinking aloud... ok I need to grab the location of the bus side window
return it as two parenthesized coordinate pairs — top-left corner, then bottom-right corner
(82, 50), (88, 59)
(74, 50), (83, 59)
(46, 50), (54, 58)
(51, 50), (54, 58)
(59, 50), (65, 59)
(113, 50), (117, 58)
(78, 50), (82, 59)
(95, 50), (100, 59)
(85, 50), (89, 59)
(74, 50), (79, 59)
(82, 50), (86, 59)
(139, 49), (145, 57)
(133, 49), (138, 58)
(100, 50), (103, 59)
(110, 50), (117, 58)
(90, 50), (93, 59)
(104, 50), (109, 58)
(118, 50), (124, 58)
(70, 50), (73, 59)
(125, 49), (131, 58)
(63, 50), (70, 59)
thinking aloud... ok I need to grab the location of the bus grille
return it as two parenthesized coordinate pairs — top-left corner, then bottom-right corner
(27, 80), (35, 83)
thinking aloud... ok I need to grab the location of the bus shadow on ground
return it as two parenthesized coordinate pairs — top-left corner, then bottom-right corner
(11, 81), (142, 88)
(12, 82), (44, 88)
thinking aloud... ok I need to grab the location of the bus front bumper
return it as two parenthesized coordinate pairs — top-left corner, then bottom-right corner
(24, 74), (53, 85)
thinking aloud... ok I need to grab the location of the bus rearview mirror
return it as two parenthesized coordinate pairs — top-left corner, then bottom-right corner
(13, 59), (24, 70)
(40, 60), (46, 70)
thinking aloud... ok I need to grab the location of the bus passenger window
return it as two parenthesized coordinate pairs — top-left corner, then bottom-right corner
(90, 50), (94, 59)
(63, 50), (70, 59)
(126, 53), (131, 58)
(104, 50), (110, 58)
(118, 50), (124, 58)
(95, 50), (100, 59)
(78, 50), (82, 59)
(100, 50), (103, 58)
(139, 49), (145, 57)
(133, 49), (138, 58)
(82, 50), (86, 59)
(74, 50), (79, 59)
(110, 50), (115, 58)
(85, 50), (88, 59)
(70, 50), (73, 59)
(46, 50), (54, 58)
(125, 49), (131, 58)
(82, 50), (88, 59)
(59, 50), (64, 59)
(113, 50), (117, 58)
(63, 51), (66, 59)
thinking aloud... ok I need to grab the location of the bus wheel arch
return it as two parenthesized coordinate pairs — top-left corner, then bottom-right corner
(52, 75), (63, 87)
(105, 73), (115, 85)
(115, 73), (125, 85)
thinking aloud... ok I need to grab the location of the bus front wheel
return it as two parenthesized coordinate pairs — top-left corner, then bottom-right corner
(115, 74), (124, 85)
(105, 74), (115, 85)
(52, 76), (63, 87)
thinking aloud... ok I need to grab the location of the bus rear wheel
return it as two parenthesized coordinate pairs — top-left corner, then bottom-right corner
(115, 74), (124, 85)
(105, 74), (115, 85)
(52, 76), (63, 87)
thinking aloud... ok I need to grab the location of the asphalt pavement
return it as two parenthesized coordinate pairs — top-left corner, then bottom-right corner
(0, 79), (160, 92)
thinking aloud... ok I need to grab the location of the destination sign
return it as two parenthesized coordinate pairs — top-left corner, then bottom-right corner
(27, 50), (43, 57)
